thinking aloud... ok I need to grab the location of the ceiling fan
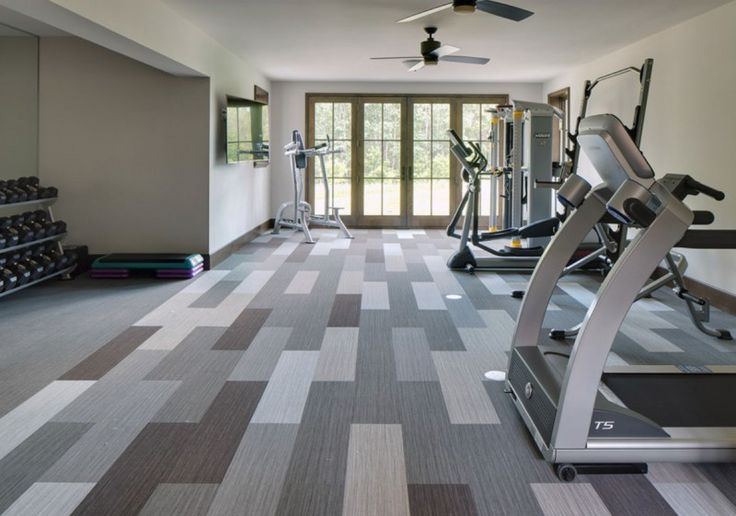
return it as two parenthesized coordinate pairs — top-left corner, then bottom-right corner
(397, 0), (534, 24)
(370, 27), (490, 72)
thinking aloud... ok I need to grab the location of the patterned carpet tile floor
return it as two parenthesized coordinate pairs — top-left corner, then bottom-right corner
(1, 228), (736, 515)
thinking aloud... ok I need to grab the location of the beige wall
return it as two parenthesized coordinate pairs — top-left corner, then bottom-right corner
(544, 0), (736, 294)
(0, 0), (272, 255)
(39, 37), (210, 254)
(0, 36), (38, 179)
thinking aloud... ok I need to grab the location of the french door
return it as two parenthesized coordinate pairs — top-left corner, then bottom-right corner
(307, 94), (508, 228)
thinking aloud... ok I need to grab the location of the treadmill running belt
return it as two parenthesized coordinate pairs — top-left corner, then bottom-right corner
(604, 373), (736, 427)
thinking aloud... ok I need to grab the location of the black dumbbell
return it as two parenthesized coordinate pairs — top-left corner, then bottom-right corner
(0, 190), (6, 205)
(35, 253), (56, 275)
(18, 258), (44, 280)
(7, 179), (37, 200)
(0, 187), (19, 204)
(0, 228), (20, 248)
(9, 263), (31, 286)
(3, 182), (28, 203)
(9, 214), (26, 227)
(38, 186), (58, 199)
(0, 268), (18, 292)
(50, 221), (67, 235)
(29, 222), (46, 240)
(33, 210), (49, 223)
(13, 225), (36, 244)
(52, 251), (71, 270)
(17, 177), (40, 188)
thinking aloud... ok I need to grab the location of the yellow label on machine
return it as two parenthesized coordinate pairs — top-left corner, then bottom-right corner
(509, 237), (523, 249)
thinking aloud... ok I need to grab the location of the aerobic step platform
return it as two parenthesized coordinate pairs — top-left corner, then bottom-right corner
(91, 254), (204, 280)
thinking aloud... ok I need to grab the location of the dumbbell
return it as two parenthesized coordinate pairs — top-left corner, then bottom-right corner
(0, 227), (20, 248)
(32, 210), (50, 223)
(0, 190), (6, 205)
(1, 181), (28, 203)
(38, 186), (58, 199)
(17, 177), (40, 188)
(12, 224), (37, 244)
(0, 268), (18, 292)
(32, 252), (56, 275)
(0, 185), (20, 204)
(48, 220), (67, 235)
(16, 257), (44, 281)
(9, 216), (45, 240)
(8, 179), (39, 201)
(8, 263), (31, 286)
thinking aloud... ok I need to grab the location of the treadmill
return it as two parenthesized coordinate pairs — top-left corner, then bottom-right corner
(506, 111), (736, 482)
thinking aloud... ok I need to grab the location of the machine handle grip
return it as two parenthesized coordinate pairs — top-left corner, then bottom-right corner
(686, 178), (725, 201)
(692, 211), (715, 225)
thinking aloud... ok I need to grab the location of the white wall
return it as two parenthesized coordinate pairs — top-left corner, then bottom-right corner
(269, 81), (543, 212)
(39, 37), (210, 254)
(0, 36), (38, 179)
(0, 0), (272, 255)
(544, 0), (736, 294)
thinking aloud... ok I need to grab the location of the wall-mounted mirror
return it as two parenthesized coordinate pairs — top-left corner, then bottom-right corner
(225, 95), (270, 166)
(0, 23), (38, 179)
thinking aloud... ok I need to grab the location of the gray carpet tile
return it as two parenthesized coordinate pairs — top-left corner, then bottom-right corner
(228, 327), (294, 381)
(4, 482), (96, 516)
(1, 229), (735, 515)
(140, 484), (219, 516)
(0, 381), (94, 462)
(0, 422), (92, 514)
(207, 424), (299, 516)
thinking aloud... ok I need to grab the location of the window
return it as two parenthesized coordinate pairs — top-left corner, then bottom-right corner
(313, 102), (352, 216)
(412, 102), (451, 217)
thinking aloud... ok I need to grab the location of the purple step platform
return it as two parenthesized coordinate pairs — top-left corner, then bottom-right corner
(156, 264), (204, 279)
(91, 264), (204, 280)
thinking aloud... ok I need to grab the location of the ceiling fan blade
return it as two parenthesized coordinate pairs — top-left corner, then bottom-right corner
(430, 45), (460, 58)
(397, 2), (453, 23)
(440, 55), (491, 65)
(476, 0), (534, 21)
(408, 61), (426, 72)
(371, 56), (423, 60)
(403, 59), (423, 69)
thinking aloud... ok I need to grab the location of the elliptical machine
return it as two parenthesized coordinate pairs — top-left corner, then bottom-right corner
(273, 130), (353, 244)
(445, 101), (608, 272)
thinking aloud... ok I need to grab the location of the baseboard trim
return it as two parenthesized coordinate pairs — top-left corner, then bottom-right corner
(206, 219), (273, 269)
(654, 267), (736, 315)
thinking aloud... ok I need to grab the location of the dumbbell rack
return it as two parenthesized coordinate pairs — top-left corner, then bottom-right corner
(0, 196), (75, 300)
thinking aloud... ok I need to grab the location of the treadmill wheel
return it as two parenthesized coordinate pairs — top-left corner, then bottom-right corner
(556, 464), (577, 482)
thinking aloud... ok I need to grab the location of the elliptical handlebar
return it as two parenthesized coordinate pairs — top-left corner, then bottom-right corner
(447, 130), (488, 177)
(685, 177), (725, 201)
(284, 133), (344, 157)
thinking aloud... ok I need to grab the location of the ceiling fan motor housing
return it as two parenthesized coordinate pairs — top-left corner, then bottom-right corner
(421, 38), (441, 56)
(453, 0), (477, 13)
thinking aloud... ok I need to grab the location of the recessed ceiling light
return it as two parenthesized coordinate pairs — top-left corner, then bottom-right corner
(445, 294), (462, 300)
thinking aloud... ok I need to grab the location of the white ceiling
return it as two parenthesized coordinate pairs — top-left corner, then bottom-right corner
(162, 0), (730, 83)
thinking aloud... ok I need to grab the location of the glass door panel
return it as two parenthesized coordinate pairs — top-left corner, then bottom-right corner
(408, 100), (453, 226)
(310, 100), (354, 218)
(359, 99), (406, 226)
